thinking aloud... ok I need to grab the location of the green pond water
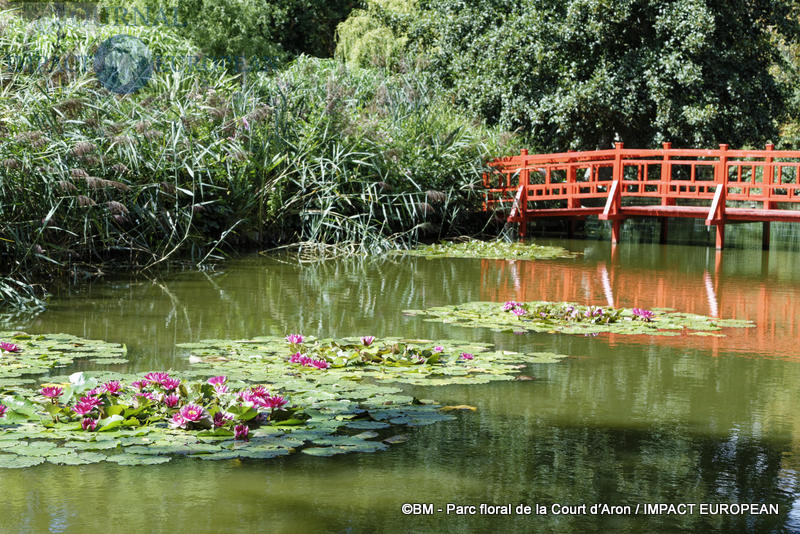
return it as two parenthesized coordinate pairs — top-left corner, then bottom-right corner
(3, 231), (800, 533)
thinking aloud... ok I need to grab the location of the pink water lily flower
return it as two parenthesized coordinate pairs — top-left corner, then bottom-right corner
(213, 383), (229, 395)
(162, 393), (180, 408)
(265, 395), (288, 409)
(502, 301), (521, 312)
(460, 353), (474, 360)
(512, 307), (527, 316)
(361, 336), (375, 346)
(250, 386), (269, 398)
(79, 396), (103, 409)
(207, 376), (227, 386)
(0, 342), (21, 352)
(311, 359), (329, 370)
(285, 334), (304, 345)
(161, 377), (181, 391)
(0, 404), (7, 418)
(135, 392), (155, 402)
(72, 402), (95, 416)
(632, 308), (655, 322)
(433, 346), (444, 353)
(289, 352), (302, 363)
(144, 372), (170, 385)
(131, 380), (149, 390)
(102, 381), (123, 395)
(179, 404), (205, 422)
(40, 386), (63, 399)
(85, 387), (102, 397)
(170, 412), (186, 429)
(234, 424), (249, 441)
(81, 418), (97, 431)
(213, 411), (233, 428)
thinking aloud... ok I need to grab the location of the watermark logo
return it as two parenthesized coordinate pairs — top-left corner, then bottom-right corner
(93, 35), (152, 94)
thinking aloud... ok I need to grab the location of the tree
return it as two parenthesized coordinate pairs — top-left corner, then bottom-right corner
(401, 0), (800, 150)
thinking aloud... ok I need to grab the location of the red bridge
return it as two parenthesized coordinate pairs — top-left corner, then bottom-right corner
(483, 143), (800, 249)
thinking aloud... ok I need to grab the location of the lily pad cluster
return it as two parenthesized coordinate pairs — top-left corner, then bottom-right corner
(0, 332), (127, 389)
(0, 368), (453, 466)
(403, 301), (755, 337)
(402, 239), (576, 260)
(178, 335), (567, 387)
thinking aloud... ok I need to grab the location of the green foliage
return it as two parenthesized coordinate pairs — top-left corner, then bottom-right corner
(403, 239), (576, 260)
(336, 0), (416, 70)
(389, 0), (800, 150)
(0, 11), (518, 309)
(404, 301), (755, 336)
(138, 0), (359, 62)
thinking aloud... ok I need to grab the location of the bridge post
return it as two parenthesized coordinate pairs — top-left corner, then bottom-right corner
(660, 142), (673, 244)
(611, 143), (624, 244)
(519, 149), (529, 238)
(712, 144), (729, 249)
(567, 150), (579, 237)
(763, 143), (775, 250)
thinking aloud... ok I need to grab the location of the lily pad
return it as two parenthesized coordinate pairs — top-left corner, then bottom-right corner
(402, 301), (755, 337)
(401, 239), (576, 260)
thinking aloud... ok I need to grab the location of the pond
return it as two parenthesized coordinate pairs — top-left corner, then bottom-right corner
(3, 234), (800, 533)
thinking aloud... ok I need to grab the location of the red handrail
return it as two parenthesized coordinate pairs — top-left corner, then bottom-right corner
(483, 143), (800, 248)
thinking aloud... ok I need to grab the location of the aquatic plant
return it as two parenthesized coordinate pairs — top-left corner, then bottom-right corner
(0, 342), (20, 353)
(404, 301), (755, 337)
(0, 404), (6, 418)
(402, 240), (576, 261)
(361, 336), (375, 346)
(285, 334), (304, 345)
(0, 332), (127, 388)
(39, 386), (63, 399)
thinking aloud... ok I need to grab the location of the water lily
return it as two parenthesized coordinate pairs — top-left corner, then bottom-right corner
(179, 404), (205, 422)
(78, 396), (103, 409)
(131, 380), (149, 390)
(234, 424), (249, 441)
(102, 381), (123, 395)
(502, 301), (520, 311)
(170, 412), (186, 429)
(144, 372), (170, 385)
(311, 359), (329, 370)
(0, 404), (6, 418)
(512, 307), (527, 316)
(289, 352), (302, 363)
(265, 395), (288, 409)
(135, 392), (155, 401)
(632, 308), (655, 322)
(162, 394), (180, 408)
(81, 418), (97, 431)
(213, 383), (229, 395)
(285, 334), (304, 345)
(433, 346), (444, 353)
(207, 376), (227, 386)
(361, 336), (375, 346)
(40, 386), (63, 399)
(161, 377), (181, 391)
(72, 402), (95, 416)
(85, 387), (102, 397)
(213, 411), (233, 428)
(460, 353), (474, 360)
(250, 385), (269, 398)
(0, 342), (20, 352)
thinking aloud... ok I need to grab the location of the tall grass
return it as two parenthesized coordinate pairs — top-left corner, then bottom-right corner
(0, 10), (518, 310)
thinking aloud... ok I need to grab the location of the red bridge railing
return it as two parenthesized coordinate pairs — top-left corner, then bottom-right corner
(483, 143), (800, 249)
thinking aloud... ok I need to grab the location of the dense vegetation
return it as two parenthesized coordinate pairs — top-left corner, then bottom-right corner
(0, 10), (516, 309)
(4, 0), (800, 311)
(339, 0), (800, 151)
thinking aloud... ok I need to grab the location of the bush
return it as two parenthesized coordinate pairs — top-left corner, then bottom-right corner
(369, 0), (800, 150)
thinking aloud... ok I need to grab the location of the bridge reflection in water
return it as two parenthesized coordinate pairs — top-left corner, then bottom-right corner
(478, 249), (800, 361)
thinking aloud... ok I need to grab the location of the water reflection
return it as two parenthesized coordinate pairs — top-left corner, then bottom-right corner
(5, 238), (800, 532)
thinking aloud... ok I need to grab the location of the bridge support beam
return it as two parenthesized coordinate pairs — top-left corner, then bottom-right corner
(660, 218), (668, 244)
(611, 219), (623, 244)
(715, 223), (725, 250)
(762, 222), (770, 250)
